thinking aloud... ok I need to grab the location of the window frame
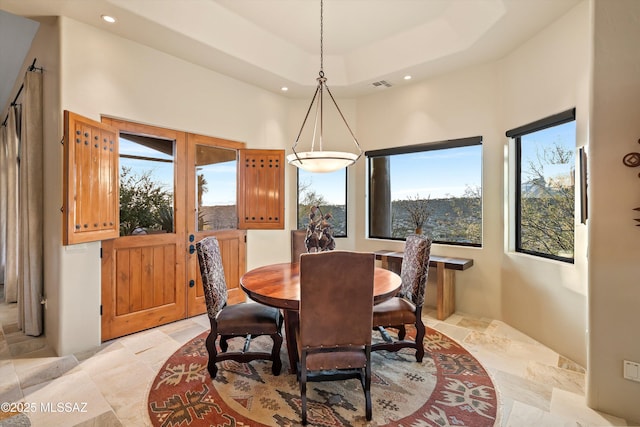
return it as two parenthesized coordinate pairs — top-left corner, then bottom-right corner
(365, 136), (483, 246)
(296, 167), (349, 237)
(507, 108), (576, 263)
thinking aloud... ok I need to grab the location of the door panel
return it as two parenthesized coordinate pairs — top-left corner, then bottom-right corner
(188, 229), (246, 317)
(238, 149), (285, 229)
(102, 234), (185, 340)
(186, 134), (247, 317)
(63, 111), (119, 244)
(101, 118), (186, 341)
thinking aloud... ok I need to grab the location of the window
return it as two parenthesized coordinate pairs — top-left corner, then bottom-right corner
(507, 109), (576, 262)
(366, 137), (482, 246)
(297, 168), (347, 237)
(195, 145), (237, 231)
(119, 133), (175, 236)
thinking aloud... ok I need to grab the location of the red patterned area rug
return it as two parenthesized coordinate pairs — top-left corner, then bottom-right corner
(147, 327), (498, 427)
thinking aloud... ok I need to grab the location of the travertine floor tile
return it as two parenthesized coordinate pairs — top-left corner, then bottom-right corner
(493, 370), (553, 412)
(0, 299), (631, 427)
(525, 361), (585, 395)
(550, 388), (627, 426)
(506, 400), (577, 427)
(457, 317), (491, 332)
(430, 321), (470, 344)
(22, 370), (112, 427)
(558, 355), (586, 373)
(13, 355), (78, 389)
(73, 409), (124, 427)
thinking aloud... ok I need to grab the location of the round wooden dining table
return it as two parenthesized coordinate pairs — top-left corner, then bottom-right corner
(240, 261), (402, 373)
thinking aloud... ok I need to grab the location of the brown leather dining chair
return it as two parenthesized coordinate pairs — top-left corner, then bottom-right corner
(196, 236), (283, 378)
(297, 250), (375, 424)
(291, 229), (308, 262)
(372, 234), (432, 362)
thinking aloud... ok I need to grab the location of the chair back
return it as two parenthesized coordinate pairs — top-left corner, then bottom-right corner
(196, 236), (228, 317)
(291, 229), (308, 262)
(299, 251), (375, 349)
(399, 234), (432, 306)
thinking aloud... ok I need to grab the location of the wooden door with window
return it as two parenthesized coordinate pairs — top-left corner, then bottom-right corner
(98, 119), (256, 340)
(185, 134), (247, 317)
(100, 119), (189, 340)
(63, 112), (283, 341)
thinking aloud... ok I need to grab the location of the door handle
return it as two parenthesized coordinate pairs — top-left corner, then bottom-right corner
(189, 280), (195, 288)
(189, 244), (195, 254)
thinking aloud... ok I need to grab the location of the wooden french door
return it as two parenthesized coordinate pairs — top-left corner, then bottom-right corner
(185, 133), (247, 316)
(101, 119), (246, 340)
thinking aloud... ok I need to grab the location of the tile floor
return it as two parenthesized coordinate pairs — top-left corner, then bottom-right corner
(0, 290), (632, 426)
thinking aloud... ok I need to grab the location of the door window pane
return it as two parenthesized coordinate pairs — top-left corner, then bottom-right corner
(119, 133), (174, 236)
(196, 145), (237, 231)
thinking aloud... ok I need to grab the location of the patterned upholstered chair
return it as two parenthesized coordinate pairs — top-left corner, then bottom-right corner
(372, 234), (432, 362)
(298, 251), (375, 424)
(196, 236), (283, 378)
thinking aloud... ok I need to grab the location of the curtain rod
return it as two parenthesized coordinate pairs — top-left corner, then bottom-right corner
(1, 58), (44, 128)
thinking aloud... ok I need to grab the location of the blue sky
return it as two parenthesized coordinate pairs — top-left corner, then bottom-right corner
(298, 168), (346, 205)
(299, 145), (482, 205)
(520, 121), (576, 183)
(121, 125), (575, 210)
(197, 162), (237, 205)
(389, 145), (482, 200)
(120, 137), (238, 205)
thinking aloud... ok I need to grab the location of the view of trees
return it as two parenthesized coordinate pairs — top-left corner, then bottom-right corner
(397, 194), (431, 233)
(519, 143), (574, 258)
(119, 166), (173, 236)
(297, 176), (346, 236)
(390, 187), (482, 245)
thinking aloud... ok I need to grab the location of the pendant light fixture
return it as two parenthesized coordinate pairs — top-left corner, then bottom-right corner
(287, 0), (362, 173)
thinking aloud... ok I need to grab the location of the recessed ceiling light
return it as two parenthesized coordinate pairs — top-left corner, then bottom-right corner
(281, 87), (288, 92)
(101, 15), (116, 24)
(404, 75), (412, 80)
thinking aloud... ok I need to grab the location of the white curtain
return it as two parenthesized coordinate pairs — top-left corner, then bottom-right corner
(3, 105), (20, 304)
(18, 71), (44, 335)
(0, 124), (8, 285)
(1, 70), (43, 336)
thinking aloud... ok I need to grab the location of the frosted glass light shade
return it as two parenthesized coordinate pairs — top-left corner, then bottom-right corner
(286, 151), (358, 173)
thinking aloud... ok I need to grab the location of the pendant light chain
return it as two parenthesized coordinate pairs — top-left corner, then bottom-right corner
(320, 0), (324, 75)
(286, 0), (363, 173)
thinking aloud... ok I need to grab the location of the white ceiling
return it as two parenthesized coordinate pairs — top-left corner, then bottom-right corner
(1, 0), (580, 101)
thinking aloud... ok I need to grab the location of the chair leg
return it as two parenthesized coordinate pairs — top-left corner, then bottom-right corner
(271, 332), (283, 376)
(397, 324), (407, 340)
(414, 317), (426, 363)
(300, 362), (308, 425)
(220, 335), (229, 352)
(205, 330), (218, 378)
(365, 356), (372, 420)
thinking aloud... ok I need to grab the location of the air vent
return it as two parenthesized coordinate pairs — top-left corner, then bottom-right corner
(371, 80), (392, 88)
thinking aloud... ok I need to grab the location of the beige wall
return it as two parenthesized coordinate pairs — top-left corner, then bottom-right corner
(51, 16), (297, 354)
(588, 0), (640, 423)
(354, 2), (590, 367)
(354, 62), (502, 319)
(499, 1), (590, 366)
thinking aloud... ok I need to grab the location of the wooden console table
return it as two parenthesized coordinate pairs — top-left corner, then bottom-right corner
(374, 250), (474, 320)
